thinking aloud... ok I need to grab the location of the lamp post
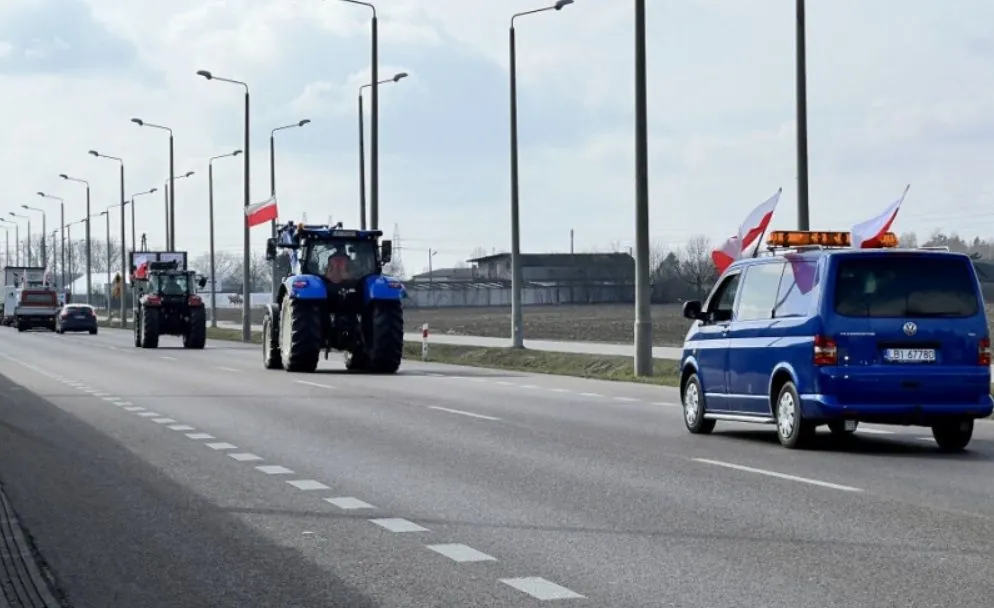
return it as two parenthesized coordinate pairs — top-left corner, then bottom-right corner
(0, 225), (9, 267)
(131, 118), (176, 248)
(209, 150), (243, 328)
(339, 0), (381, 228)
(59, 174), (92, 303)
(20, 205), (46, 269)
(36, 192), (65, 289)
(197, 70), (252, 342)
(795, 0), (809, 230)
(65, 218), (87, 290)
(1, 219), (18, 264)
(162, 171), (194, 249)
(89, 150), (127, 326)
(358, 72), (407, 229)
(269, 119), (310, 299)
(632, 0), (653, 376)
(8, 213), (31, 265)
(129, 188), (158, 254)
(98, 210), (110, 308)
(508, 0), (574, 349)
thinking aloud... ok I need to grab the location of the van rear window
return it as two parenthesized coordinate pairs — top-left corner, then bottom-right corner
(834, 256), (979, 318)
(20, 291), (55, 305)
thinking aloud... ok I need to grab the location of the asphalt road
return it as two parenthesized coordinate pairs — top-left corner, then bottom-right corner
(2, 328), (994, 606)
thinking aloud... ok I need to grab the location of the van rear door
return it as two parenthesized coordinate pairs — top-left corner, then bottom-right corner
(824, 252), (988, 404)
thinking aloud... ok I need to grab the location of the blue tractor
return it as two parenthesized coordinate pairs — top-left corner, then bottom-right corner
(262, 222), (406, 373)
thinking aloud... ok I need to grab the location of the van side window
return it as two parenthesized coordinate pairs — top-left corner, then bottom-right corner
(775, 255), (820, 318)
(736, 262), (785, 321)
(706, 273), (741, 323)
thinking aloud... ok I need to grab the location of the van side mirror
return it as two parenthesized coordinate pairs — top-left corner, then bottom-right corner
(682, 300), (704, 321)
(381, 239), (393, 264)
(265, 238), (277, 261)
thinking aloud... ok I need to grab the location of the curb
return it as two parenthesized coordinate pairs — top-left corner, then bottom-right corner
(0, 484), (64, 607)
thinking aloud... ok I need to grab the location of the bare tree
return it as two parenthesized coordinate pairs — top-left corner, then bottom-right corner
(677, 234), (717, 299)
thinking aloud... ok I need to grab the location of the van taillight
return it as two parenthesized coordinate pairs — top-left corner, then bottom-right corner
(979, 338), (991, 366)
(814, 335), (837, 366)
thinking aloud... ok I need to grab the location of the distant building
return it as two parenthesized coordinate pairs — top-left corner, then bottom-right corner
(466, 252), (635, 284)
(408, 267), (478, 282)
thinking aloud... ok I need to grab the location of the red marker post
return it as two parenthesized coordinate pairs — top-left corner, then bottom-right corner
(421, 323), (429, 361)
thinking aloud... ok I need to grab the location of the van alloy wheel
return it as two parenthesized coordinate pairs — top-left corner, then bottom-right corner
(684, 382), (701, 427)
(777, 392), (796, 439)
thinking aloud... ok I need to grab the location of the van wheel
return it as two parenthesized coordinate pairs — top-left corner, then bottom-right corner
(775, 381), (815, 449)
(682, 373), (715, 434)
(931, 419), (973, 452)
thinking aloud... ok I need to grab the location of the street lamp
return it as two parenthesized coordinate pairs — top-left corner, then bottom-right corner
(339, 0), (382, 229)
(65, 218), (87, 288)
(508, 0), (574, 349)
(20, 205), (46, 268)
(269, 118), (310, 299)
(196, 69), (252, 342)
(795, 0), (809, 230)
(36, 192), (65, 289)
(359, 72), (407, 229)
(633, 0), (652, 375)
(129, 188), (158, 254)
(89, 149), (127, 327)
(9, 213), (31, 265)
(60, 174), (92, 303)
(162, 171), (193, 248)
(131, 118), (177, 247)
(0, 219), (18, 264)
(209, 150), (242, 328)
(0, 225), (9, 267)
(98, 210), (110, 308)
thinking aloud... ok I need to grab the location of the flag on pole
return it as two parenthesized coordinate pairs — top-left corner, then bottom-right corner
(850, 185), (910, 248)
(245, 196), (278, 227)
(711, 188), (783, 274)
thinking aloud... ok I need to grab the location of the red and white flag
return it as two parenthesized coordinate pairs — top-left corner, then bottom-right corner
(245, 196), (278, 227)
(850, 185), (909, 248)
(711, 188), (783, 274)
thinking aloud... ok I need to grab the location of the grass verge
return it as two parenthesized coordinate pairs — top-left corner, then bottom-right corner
(97, 320), (680, 387)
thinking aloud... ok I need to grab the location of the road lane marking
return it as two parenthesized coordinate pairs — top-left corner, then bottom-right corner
(296, 380), (335, 389)
(151, 418), (176, 424)
(856, 427), (893, 435)
(228, 453), (263, 462)
(286, 480), (330, 491)
(369, 518), (428, 533)
(206, 442), (238, 450)
(160, 356), (177, 360)
(324, 497), (374, 510)
(136, 412), (161, 417)
(427, 543), (497, 563)
(215, 366), (240, 372)
(428, 406), (500, 421)
(579, 392), (603, 398)
(654, 402), (679, 407)
(613, 396), (640, 402)
(123, 406), (144, 412)
(500, 577), (584, 600)
(692, 458), (863, 492)
(186, 433), (215, 440)
(168, 425), (196, 431)
(550, 388), (571, 393)
(256, 465), (294, 475)
(518, 384), (540, 389)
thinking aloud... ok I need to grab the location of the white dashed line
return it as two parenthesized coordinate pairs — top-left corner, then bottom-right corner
(256, 465), (294, 475)
(579, 392), (602, 398)
(495, 381), (513, 386)
(136, 412), (161, 417)
(152, 418), (177, 424)
(500, 577), (584, 600)
(287, 480), (330, 491)
(369, 518), (428, 533)
(206, 442), (238, 450)
(229, 453), (263, 462)
(692, 458), (863, 492)
(186, 433), (215, 440)
(654, 402), (679, 407)
(296, 380), (335, 389)
(168, 424), (196, 431)
(117, 402), (133, 406)
(428, 406), (500, 421)
(160, 356), (177, 360)
(613, 396), (640, 402)
(427, 543), (496, 563)
(518, 384), (539, 389)
(550, 388), (571, 393)
(324, 497), (374, 510)
(215, 366), (240, 372)
(102, 397), (121, 402)
(123, 406), (144, 412)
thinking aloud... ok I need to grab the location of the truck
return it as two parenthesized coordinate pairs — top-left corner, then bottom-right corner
(2, 266), (51, 328)
(129, 251), (208, 349)
(261, 222), (406, 373)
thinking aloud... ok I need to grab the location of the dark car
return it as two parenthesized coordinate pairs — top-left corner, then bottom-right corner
(56, 303), (98, 334)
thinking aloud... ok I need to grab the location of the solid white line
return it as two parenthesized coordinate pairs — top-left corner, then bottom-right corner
(324, 497), (374, 510)
(500, 577), (584, 600)
(856, 427), (893, 435)
(205, 442), (238, 450)
(369, 518), (428, 533)
(228, 453), (263, 462)
(296, 380), (335, 389)
(152, 418), (177, 424)
(256, 465), (294, 475)
(426, 543), (497, 563)
(428, 406), (500, 421)
(692, 458), (863, 492)
(287, 479), (330, 491)
(186, 433), (215, 440)
(654, 402), (679, 407)
(168, 425), (196, 431)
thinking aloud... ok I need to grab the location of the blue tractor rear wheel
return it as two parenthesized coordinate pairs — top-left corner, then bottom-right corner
(366, 301), (404, 373)
(279, 294), (321, 372)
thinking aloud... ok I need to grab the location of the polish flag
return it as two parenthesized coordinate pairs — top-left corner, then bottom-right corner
(246, 196), (278, 227)
(850, 185), (909, 248)
(711, 188), (783, 274)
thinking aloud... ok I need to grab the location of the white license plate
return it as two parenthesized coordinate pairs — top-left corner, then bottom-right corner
(884, 348), (936, 363)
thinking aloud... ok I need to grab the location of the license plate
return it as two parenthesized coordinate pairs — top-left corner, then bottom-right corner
(844, 420), (858, 431)
(74, 315), (86, 319)
(884, 348), (936, 363)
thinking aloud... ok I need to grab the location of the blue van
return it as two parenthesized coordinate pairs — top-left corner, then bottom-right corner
(679, 232), (993, 451)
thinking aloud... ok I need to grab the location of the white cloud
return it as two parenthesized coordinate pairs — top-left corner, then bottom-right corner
(0, 0), (993, 274)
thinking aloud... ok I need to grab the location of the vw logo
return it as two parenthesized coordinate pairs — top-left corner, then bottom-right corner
(903, 321), (918, 336)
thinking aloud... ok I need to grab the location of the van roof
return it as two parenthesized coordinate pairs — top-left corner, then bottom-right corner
(728, 247), (972, 271)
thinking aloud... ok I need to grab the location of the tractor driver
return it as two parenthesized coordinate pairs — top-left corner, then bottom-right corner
(324, 247), (353, 284)
(161, 275), (185, 296)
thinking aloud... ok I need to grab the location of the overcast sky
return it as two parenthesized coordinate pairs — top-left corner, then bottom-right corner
(2, 0), (993, 273)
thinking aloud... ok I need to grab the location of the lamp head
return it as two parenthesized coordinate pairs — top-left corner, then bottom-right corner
(59, 173), (68, 179)
(393, 72), (409, 81)
(232, 150), (243, 156)
(196, 70), (212, 80)
(131, 118), (144, 126)
(88, 150), (99, 157)
(554, 0), (573, 9)
(299, 119), (311, 127)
